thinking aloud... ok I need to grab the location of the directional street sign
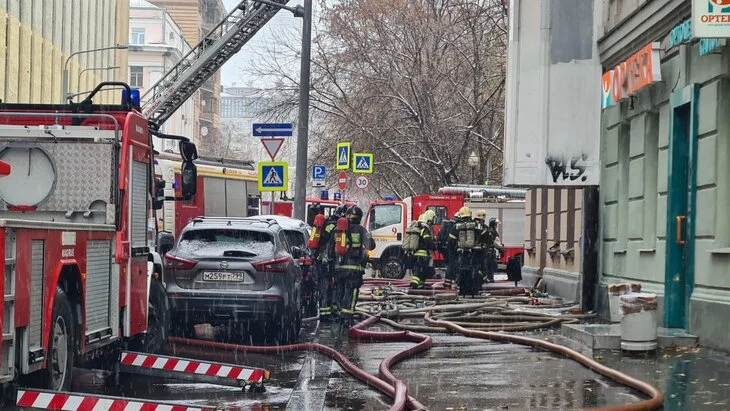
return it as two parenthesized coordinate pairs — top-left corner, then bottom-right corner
(355, 175), (369, 190)
(336, 142), (351, 170)
(312, 165), (326, 180)
(338, 171), (348, 190)
(258, 161), (288, 192)
(353, 153), (374, 174)
(252, 123), (293, 137)
(261, 138), (285, 160)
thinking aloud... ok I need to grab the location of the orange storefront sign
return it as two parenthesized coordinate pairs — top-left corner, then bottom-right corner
(601, 42), (662, 109)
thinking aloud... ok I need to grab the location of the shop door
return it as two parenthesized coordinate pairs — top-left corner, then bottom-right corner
(664, 84), (699, 329)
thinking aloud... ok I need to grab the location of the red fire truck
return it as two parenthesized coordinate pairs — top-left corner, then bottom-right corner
(364, 186), (526, 279)
(0, 84), (197, 391)
(154, 154), (260, 239)
(0, 0), (289, 396)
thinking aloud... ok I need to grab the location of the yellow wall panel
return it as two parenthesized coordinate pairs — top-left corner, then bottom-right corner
(5, 10), (19, 103)
(0, 1), (7, 100)
(17, 2), (30, 103)
(0, 1), (128, 104)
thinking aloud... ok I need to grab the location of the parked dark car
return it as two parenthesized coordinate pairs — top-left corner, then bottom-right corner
(253, 215), (317, 317)
(163, 216), (303, 344)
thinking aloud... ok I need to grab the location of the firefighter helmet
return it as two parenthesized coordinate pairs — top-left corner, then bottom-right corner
(424, 209), (437, 225)
(476, 210), (487, 220)
(347, 205), (364, 224)
(333, 204), (349, 218)
(457, 206), (472, 218)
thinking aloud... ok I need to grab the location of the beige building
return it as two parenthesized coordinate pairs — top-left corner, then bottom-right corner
(149, 0), (226, 156)
(0, 1), (130, 104)
(129, 0), (195, 151)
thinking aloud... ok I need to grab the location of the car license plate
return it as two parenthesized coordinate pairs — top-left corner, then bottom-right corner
(203, 271), (248, 282)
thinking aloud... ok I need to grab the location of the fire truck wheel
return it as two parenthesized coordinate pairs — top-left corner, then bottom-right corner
(381, 255), (406, 279)
(43, 287), (75, 391)
(132, 281), (169, 354)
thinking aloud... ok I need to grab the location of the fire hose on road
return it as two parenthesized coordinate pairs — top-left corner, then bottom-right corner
(159, 284), (663, 411)
(168, 315), (432, 411)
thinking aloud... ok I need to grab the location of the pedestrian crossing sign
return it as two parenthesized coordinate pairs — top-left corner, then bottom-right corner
(353, 153), (373, 174)
(336, 142), (351, 170)
(258, 161), (288, 192)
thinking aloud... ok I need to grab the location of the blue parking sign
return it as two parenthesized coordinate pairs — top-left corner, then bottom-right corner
(312, 165), (326, 180)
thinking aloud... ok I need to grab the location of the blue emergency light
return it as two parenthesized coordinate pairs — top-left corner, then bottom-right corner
(320, 190), (329, 200)
(383, 195), (395, 201)
(122, 88), (141, 110)
(333, 192), (341, 200)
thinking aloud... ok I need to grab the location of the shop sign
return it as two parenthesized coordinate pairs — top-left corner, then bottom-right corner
(669, 17), (726, 55)
(693, 0), (730, 38)
(700, 37), (725, 55)
(601, 43), (662, 109)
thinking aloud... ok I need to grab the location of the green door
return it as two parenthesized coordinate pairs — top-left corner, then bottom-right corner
(664, 84), (699, 329)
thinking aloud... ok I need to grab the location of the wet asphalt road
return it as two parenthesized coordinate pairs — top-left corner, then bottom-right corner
(7, 318), (661, 411)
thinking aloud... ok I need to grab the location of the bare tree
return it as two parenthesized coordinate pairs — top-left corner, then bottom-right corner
(246, 0), (507, 197)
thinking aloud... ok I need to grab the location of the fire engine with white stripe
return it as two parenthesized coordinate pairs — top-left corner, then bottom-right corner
(365, 185), (527, 279)
(0, 0), (286, 406)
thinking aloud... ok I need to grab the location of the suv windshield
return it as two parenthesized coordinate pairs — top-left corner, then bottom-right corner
(177, 228), (275, 257)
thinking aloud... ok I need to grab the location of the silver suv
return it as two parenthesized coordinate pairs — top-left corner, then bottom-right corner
(163, 216), (303, 344)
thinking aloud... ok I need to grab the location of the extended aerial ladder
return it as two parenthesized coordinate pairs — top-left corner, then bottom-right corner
(142, 0), (291, 126)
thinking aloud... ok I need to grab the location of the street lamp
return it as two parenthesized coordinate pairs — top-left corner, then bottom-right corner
(62, 45), (130, 103)
(468, 151), (479, 184)
(77, 66), (119, 94)
(252, 0), (309, 220)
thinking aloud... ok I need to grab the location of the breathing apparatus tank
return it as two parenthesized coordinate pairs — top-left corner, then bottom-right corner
(308, 213), (326, 249)
(334, 216), (350, 256)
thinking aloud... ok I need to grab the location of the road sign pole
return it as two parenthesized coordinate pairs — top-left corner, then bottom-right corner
(293, 0), (312, 221)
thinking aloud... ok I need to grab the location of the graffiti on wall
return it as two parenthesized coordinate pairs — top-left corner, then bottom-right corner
(545, 154), (588, 183)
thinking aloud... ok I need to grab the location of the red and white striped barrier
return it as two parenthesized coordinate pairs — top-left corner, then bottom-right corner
(16, 389), (215, 411)
(120, 351), (269, 384)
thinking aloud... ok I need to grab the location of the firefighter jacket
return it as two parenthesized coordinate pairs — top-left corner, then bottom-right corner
(446, 217), (462, 251)
(317, 216), (338, 263)
(413, 223), (435, 258)
(334, 223), (370, 274)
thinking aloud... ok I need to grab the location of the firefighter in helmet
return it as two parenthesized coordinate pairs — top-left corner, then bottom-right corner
(409, 210), (436, 289)
(314, 204), (349, 319)
(450, 206), (482, 293)
(441, 210), (462, 289)
(473, 209), (488, 284)
(484, 217), (503, 283)
(331, 205), (372, 324)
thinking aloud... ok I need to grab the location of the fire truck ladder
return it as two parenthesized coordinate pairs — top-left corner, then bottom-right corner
(141, 0), (291, 126)
(0, 228), (16, 383)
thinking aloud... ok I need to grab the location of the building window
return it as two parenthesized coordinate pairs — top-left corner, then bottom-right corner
(221, 98), (231, 118)
(131, 28), (146, 45)
(130, 66), (144, 88)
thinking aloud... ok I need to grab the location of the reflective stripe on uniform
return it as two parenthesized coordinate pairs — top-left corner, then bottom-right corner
(410, 276), (423, 285)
